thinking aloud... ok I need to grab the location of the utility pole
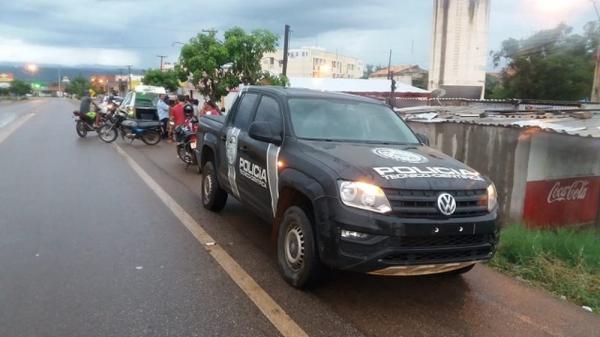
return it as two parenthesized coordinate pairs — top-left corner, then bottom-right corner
(126, 65), (132, 91)
(57, 66), (61, 96)
(282, 24), (291, 77)
(387, 49), (393, 105)
(157, 55), (167, 71)
(592, 0), (600, 101)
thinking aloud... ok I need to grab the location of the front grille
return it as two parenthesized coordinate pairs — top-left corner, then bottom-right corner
(382, 248), (492, 264)
(397, 234), (493, 248)
(385, 189), (488, 218)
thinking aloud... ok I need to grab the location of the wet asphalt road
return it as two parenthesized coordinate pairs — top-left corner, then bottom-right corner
(1, 98), (599, 337)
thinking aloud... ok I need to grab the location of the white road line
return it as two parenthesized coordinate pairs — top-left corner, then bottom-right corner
(0, 113), (35, 145)
(113, 143), (309, 337)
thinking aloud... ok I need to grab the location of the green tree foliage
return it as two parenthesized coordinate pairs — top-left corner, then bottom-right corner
(177, 27), (279, 101)
(361, 64), (384, 79)
(9, 79), (32, 96)
(260, 73), (289, 86)
(65, 75), (90, 97)
(492, 23), (598, 100)
(142, 69), (180, 92)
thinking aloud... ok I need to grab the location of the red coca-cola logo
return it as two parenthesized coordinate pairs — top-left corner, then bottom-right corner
(547, 180), (589, 204)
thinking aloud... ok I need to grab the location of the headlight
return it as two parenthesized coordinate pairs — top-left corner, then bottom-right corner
(338, 181), (392, 214)
(487, 183), (497, 212)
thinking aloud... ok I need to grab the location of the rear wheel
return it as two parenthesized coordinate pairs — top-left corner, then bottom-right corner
(201, 161), (228, 211)
(75, 121), (87, 138)
(277, 206), (322, 288)
(98, 125), (118, 143)
(141, 130), (161, 145)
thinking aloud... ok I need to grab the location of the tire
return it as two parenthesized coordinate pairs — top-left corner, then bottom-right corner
(98, 125), (118, 143)
(277, 206), (323, 288)
(141, 130), (161, 145)
(76, 121), (87, 138)
(177, 145), (193, 165)
(201, 161), (228, 211)
(444, 263), (475, 276)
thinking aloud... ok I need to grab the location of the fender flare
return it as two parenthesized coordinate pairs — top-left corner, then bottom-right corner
(275, 168), (333, 251)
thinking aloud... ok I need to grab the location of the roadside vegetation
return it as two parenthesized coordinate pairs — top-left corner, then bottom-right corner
(489, 225), (600, 313)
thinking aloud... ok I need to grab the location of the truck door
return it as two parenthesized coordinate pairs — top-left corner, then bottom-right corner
(237, 95), (284, 220)
(219, 92), (259, 200)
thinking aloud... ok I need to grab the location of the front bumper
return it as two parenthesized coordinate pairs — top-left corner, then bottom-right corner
(314, 196), (499, 274)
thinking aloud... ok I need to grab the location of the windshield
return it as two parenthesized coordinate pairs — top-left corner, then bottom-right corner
(135, 92), (158, 108)
(288, 98), (419, 144)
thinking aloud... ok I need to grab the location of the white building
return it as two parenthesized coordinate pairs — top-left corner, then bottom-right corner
(262, 47), (364, 79)
(429, 0), (490, 99)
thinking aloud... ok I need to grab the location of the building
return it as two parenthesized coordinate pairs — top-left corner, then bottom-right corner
(262, 47), (364, 79)
(369, 65), (428, 87)
(429, 0), (490, 99)
(0, 72), (13, 89)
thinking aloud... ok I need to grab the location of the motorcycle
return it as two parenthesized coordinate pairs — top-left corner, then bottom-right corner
(73, 110), (106, 138)
(174, 117), (199, 166)
(98, 110), (162, 145)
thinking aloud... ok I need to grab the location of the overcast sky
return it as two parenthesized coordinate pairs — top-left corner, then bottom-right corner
(0, 0), (595, 69)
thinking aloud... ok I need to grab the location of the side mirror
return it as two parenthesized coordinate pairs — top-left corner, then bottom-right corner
(416, 133), (430, 146)
(249, 121), (282, 145)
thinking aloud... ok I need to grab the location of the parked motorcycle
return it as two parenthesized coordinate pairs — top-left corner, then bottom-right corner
(98, 110), (162, 145)
(73, 110), (105, 138)
(174, 117), (199, 166)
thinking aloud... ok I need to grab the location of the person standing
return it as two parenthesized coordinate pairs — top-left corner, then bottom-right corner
(171, 95), (186, 127)
(157, 94), (170, 139)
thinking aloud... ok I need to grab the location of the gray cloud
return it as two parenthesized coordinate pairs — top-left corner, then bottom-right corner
(0, 0), (596, 68)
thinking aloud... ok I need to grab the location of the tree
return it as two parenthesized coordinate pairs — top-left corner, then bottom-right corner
(9, 79), (31, 96)
(65, 75), (90, 97)
(492, 23), (598, 100)
(177, 27), (279, 101)
(362, 64), (383, 79)
(142, 69), (180, 92)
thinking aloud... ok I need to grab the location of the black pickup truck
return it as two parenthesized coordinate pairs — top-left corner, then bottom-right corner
(195, 87), (498, 288)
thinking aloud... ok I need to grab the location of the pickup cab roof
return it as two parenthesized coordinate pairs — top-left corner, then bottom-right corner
(242, 86), (385, 105)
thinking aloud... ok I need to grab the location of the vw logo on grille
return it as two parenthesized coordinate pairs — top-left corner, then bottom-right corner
(437, 193), (456, 216)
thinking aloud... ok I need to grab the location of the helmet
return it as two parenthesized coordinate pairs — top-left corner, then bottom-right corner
(183, 103), (194, 117)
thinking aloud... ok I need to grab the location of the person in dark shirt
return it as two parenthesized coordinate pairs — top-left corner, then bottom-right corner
(79, 90), (100, 127)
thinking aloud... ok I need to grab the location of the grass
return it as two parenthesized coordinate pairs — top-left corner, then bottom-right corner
(489, 225), (600, 313)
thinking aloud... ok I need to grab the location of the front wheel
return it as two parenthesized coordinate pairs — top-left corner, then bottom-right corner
(277, 206), (323, 288)
(177, 145), (193, 165)
(98, 125), (118, 143)
(141, 130), (161, 145)
(201, 161), (228, 211)
(75, 121), (87, 138)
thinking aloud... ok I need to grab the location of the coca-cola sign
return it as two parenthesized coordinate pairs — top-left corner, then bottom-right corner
(546, 180), (589, 204)
(524, 176), (600, 228)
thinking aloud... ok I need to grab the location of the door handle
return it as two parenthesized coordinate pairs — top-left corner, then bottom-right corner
(239, 145), (249, 153)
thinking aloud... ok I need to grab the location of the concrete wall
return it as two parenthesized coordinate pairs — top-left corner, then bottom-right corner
(409, 121), (600, 226)
(408, 122), (526, 223)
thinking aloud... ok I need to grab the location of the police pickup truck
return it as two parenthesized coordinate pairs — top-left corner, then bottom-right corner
(195, 87), (498, 288)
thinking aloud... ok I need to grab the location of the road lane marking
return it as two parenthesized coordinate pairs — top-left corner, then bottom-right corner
(113, 143), (309, 337)
(0, 113), (35, 145)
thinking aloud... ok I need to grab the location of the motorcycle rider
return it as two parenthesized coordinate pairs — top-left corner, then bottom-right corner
(79, 90), (100, 127)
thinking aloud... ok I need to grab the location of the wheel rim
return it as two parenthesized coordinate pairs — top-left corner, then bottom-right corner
(100, 127), (115, 141)
(203, 173), (213, 204)
(284, 224), (305, 271)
